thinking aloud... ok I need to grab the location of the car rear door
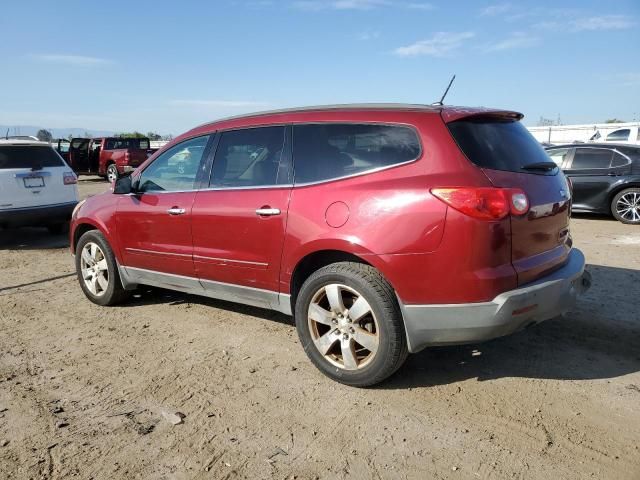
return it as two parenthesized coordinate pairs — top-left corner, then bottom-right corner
(0, 143), (77, 210)
(190, 126), (292, 308)
(564, 147), (614, 211)
(68, 138), (90, 172)
(446, 115), (572, 285)
(115, 135), (213, 279)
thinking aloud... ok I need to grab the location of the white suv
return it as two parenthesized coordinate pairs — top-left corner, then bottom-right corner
(0, 139), (79, 233)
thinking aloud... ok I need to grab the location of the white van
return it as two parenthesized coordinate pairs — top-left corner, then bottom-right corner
(0, 139), (79, 233)
(589, 126), (640, 145)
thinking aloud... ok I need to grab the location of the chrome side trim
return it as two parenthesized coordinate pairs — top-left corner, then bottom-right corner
(119, 266), (292, 315)
(125, 247), (192, 259)
(14, 171), (52, 178)
(193, 255), (268, 267)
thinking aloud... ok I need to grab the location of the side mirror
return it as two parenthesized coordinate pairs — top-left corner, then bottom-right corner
(113, 175), (134, 194)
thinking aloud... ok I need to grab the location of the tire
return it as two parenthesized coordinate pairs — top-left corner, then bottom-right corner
(106, 163), (119, 183)
(295, 262), (408, 387)
(47, 223), (68, 234)
(611, 188), (640, 224)
(75, 230), (130, 306)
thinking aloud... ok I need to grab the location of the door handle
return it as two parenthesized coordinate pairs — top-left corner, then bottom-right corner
(167, 207), (186, 215)
(255, 207), (281, 217)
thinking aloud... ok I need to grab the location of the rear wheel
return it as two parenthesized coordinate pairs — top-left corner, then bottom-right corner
(295, 262), (408, 387)
(106, 163), (119, 183)
(611, 188), (640, 224)
(75, 230), (129, 306)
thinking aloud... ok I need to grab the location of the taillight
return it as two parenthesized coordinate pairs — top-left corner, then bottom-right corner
(63, 172), (77, 185)
(431, 187), (529, 220)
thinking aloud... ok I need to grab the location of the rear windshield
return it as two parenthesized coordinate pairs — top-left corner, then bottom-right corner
(0, 145), (65, 169)
(448, 117), (555, 173)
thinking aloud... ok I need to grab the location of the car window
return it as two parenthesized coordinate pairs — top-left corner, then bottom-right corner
(606, 129), (630, 142)
(210, 126), (287, 188)
(546, 148), (570, 167)
(447, 117), (552, 173)
(570, 148), (613, 169)
(611, 152), (629, 167)
(138, 136), (210, 192)
(292, 123), (420, 184)
(0, 145), (65, 169)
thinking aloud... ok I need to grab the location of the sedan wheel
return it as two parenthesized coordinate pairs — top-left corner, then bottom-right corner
(308, 284), (379, 371)
(612, 188), (640, 224)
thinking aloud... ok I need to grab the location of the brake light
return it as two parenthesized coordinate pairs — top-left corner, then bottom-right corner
(431, 187), (529, 220)
(63, 172), (77, 185)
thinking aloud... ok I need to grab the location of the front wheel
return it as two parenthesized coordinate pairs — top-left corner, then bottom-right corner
(295, 262), (408, 387)
(106, 164), (119, 183)
(611, 188), (640, 224)
(75, 230), (130, 306)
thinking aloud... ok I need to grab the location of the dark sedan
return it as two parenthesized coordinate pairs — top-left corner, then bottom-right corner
(545, 143), (640, 224)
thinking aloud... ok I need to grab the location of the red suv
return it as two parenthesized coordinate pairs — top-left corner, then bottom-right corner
(70, 104), (591, 386)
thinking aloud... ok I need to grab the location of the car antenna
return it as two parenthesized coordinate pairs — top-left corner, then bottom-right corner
(432, 74), (456, 106)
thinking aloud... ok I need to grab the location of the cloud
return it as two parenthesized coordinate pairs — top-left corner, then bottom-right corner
(293, 0), (433, 11)
(480, 3), (512, 17)
(570, 15), (635, 31)
(357, 31), (381, 41)
(535, 14), (635, 32)
(615, 73), (640, 87)
(31, 54), (113, 66)
(482, 32), (539, 52)
(394, 32), (474, 57)
(169, 100), (270, 108)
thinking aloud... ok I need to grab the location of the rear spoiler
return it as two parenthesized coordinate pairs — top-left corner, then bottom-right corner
(441, 107), (524, 123)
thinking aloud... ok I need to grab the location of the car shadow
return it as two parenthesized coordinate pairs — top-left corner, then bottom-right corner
(118, 263), (639, 387)
(571, 212), (617, 222)
(0, 227), (69, 250)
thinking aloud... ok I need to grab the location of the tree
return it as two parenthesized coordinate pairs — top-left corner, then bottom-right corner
(36, 129), (53, 142)
(116, 131), (145, 138)
(146, 131), (162, 141)
(605, 119), (625, 124)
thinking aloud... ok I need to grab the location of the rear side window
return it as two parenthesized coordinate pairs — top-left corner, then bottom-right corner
(547, 148), (570, 167)
(570, 148), (613, 169)
(0, 146), (65, 169)
(448, 118), (554, 173)
(606, 129), (630, 142)
(105, 138), (149, 150)
(211, 126), (288, 188)
(292, 124), (421, 184)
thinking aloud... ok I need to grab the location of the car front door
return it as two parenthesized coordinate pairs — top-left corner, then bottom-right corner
(564, 147), (614, 211)
(116, 135), (213, 281)
(190, 126), (292, 309)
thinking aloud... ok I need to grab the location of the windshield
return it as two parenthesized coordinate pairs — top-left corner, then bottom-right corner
(448, 117), (557, 173)
(0, 146), (65, 169)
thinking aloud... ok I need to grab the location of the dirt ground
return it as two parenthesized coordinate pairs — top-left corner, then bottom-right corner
(0, 177), (638, 480)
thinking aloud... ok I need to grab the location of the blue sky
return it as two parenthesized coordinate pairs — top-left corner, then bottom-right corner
(1, 0), (638, 134)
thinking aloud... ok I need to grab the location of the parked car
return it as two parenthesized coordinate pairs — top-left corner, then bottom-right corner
(0, 139), (78, 233)
(70, 104), (591, 386)
(546, 143), (640, 224)
(589, 126), (640, 145)
(67, 137), (151, 182)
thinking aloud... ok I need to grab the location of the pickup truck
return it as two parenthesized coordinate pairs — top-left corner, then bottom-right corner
(66, 137), (152, 182)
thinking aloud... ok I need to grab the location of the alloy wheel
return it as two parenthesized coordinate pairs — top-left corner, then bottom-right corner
(80, 242), (109, 297)
(307, 284), (379, 371)
(107, 165), (118, 183)
(616, 192), (640, 223)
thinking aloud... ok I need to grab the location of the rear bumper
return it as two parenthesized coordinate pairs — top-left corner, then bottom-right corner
(0, 201), (77, 228)
(400, 248), (591, 353)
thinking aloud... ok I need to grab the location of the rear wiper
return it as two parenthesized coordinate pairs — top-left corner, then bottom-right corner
(521, 162), (557, 171)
